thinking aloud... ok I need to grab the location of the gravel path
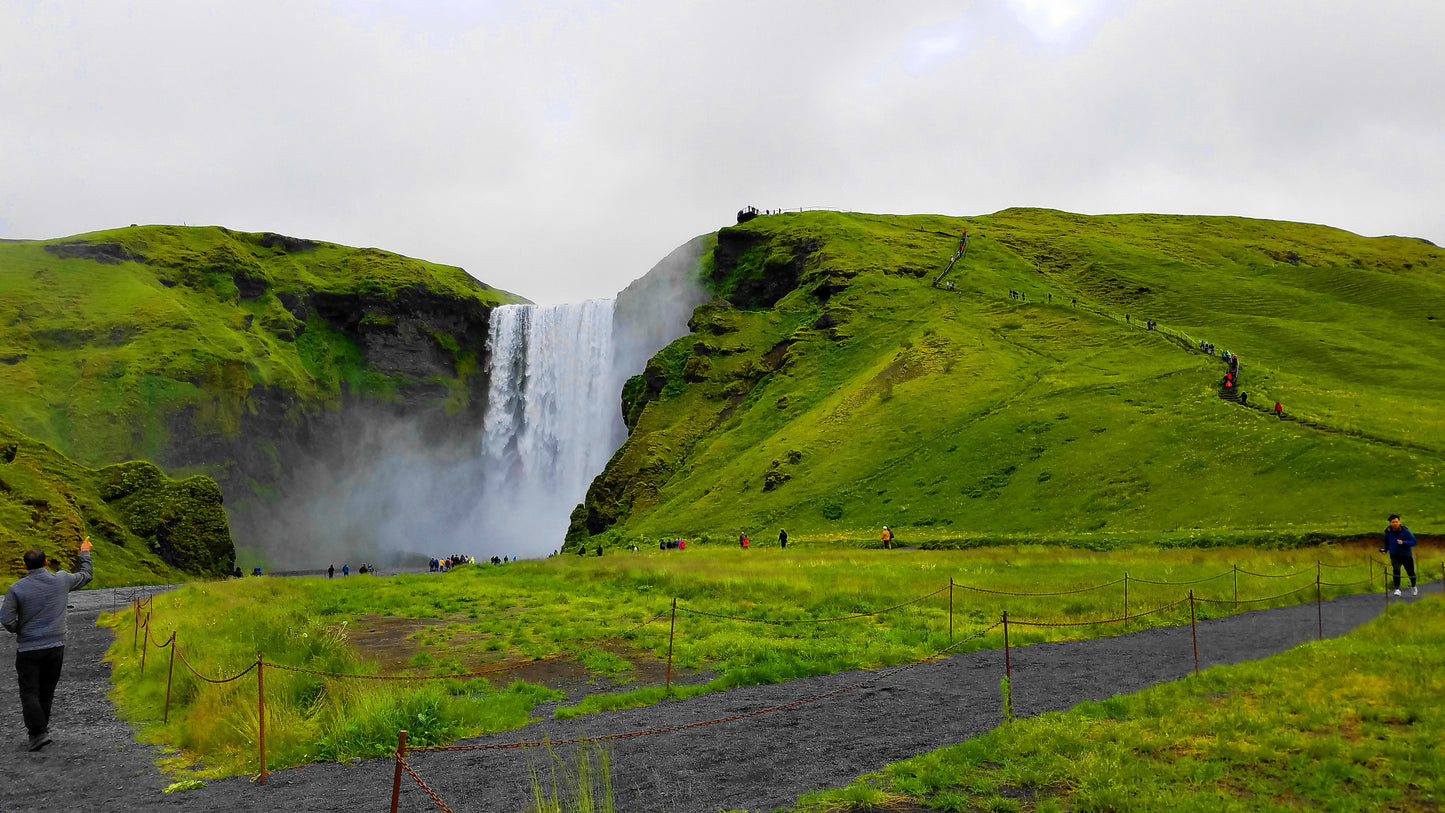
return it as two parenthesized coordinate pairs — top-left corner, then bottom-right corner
(0, 582), (1431, 813)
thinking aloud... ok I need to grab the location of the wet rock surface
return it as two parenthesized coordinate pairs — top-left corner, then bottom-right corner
(0, 585), (1426, 812)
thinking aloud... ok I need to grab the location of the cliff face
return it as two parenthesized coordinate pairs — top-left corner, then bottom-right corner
(0, 225), (526, 559)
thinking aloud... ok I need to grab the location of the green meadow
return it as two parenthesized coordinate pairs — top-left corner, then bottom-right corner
(801, 593), (1445, 813)
(101, 544), (1412, 779)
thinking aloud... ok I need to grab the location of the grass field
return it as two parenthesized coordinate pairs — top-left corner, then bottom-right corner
(799, 592), (1445, 812)
(99, 543), (1422, 779)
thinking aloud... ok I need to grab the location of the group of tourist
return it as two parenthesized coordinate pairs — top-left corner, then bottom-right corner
(429, 555), (474, 571)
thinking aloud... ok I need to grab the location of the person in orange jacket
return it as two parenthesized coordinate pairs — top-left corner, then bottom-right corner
(881, 526), (893, 549)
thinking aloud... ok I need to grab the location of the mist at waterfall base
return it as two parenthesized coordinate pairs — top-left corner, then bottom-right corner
(253, 239), (709, 568)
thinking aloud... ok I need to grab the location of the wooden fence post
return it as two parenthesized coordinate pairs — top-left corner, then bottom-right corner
(1316, 573), (1323, 640)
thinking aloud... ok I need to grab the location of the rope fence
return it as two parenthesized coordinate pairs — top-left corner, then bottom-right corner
(117, 553), (1438, 807)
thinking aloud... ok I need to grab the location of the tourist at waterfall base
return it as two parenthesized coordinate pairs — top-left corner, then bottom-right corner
(1381, 514), (1418, 597)
(2, 537), (94, 752)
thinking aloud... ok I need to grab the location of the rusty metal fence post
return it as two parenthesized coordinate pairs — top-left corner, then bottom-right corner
(1002, 611), (1011, 680)
(164, 632), (176, 723)
(390, 730), (409, 813)
(665, 598), (677, 692)
(1189, 590), (1198, 675)
(257, 652), (267, 786)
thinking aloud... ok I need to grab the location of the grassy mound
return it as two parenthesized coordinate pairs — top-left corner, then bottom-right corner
(0, 416), (230, 586)
(575, 209), (1445, 547)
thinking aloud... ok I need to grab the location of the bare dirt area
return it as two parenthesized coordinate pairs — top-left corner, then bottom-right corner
(0, 583), (1434, 813)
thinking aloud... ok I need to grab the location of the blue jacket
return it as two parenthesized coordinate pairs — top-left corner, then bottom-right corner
(1383, 526), (1418, 557)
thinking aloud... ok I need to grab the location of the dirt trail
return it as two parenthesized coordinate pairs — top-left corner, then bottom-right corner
(0, 583), (1432, 813)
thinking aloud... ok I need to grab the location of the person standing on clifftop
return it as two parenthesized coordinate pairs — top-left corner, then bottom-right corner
(1, 536), (93, 751)
(1381, 513), (1418, 597)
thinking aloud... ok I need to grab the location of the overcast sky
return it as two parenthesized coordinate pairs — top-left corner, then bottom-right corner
(2, 0), (1441, 304)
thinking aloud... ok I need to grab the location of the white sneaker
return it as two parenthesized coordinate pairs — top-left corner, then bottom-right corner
(1413, 586), (1418, 596)
(1393, 589), (1402, 597)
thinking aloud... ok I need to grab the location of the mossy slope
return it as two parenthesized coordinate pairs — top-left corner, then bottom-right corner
(573, 209), (1445, 546)
(0, 417), (229, 587)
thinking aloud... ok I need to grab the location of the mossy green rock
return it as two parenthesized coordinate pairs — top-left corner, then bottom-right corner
(0, 418), (228, 587)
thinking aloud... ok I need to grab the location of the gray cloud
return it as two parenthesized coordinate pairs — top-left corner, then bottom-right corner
(2, 0), (1440, 305)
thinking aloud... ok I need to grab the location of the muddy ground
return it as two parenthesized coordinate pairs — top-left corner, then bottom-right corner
(0, 581), (1432, 813)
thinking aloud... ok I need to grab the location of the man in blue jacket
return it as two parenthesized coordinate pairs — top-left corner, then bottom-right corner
(1, 537), (93, 751)
(1380, 514), (1418, 597)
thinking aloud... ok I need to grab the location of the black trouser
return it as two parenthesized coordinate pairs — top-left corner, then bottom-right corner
(1391, 553), (1417, 589)
(16, 645), (64, 737)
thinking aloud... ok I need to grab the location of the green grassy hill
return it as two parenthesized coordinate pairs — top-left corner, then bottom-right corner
(0, 225), (527, 561)
(572, 208), (1445, 547)
(0, 225), (524, 470)
(0, 416), (230, 587)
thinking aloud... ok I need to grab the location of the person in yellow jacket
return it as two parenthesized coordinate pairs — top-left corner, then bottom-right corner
(881, 526), (893, 549)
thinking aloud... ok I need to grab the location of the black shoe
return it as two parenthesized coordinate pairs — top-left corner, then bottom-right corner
(27, 733), (51, 752)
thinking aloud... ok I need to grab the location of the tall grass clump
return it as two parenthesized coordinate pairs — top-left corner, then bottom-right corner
(526, 739), (616, 813)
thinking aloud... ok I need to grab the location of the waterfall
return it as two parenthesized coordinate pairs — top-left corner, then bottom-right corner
(479, 300), (625, 548)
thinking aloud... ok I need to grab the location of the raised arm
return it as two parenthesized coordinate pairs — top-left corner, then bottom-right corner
(68, 537), (94, 590)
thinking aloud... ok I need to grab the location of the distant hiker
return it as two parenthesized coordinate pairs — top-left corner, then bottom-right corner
(678, 539), (686, 550)
(1381, 514), (1418, 597)
(1125, 314), (1130, 324)
(1072, 298), (1077, 307)
(595, 546), (603, 557)
(358, 564), (368, 575)
(252, 567), (262, 576)
(739, 533), (749, 550)
(342, 564), (349, 576)
(779, 529), (788, 549)
(881, 526), (893, 549)
(327, 564), (334, 579)
(1274, 401), (1283, 419)
(233, 567), (242, 579)
(1239, 392), (1248, 406)
(578, 545), (587, 556)
(2, 537), (93, 751)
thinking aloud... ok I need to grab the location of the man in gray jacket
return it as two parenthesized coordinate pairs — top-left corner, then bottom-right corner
(1, 536), (93, 751)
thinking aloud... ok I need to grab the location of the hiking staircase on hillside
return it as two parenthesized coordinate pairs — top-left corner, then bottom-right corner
(932, 231), (970, 288)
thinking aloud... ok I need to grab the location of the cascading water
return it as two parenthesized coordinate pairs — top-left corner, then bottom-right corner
(249, 237), (707, 566)
(478, 300), (626, 548)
